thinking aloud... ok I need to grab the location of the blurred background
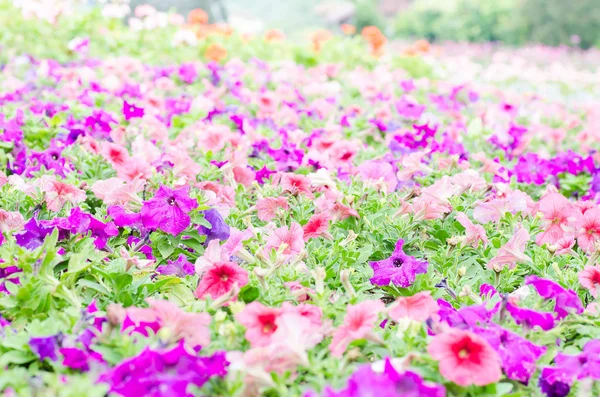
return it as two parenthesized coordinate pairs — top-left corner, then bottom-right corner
(125, 0), (600, 49)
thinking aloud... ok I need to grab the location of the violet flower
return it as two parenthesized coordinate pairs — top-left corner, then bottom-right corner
(369, 239), (428, 287)
(199, 209), (230, 244)
(525, 276), (583, 319)
(29, 334), (62, 362)
(15, 217), (54, 250)
(156, 254), (194, 277)
(140, 185), (198, 236)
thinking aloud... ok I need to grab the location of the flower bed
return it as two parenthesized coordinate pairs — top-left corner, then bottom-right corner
(1, 2), (600, 396)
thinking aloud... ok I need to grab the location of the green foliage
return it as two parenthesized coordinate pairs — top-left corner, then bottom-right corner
(394, 0), (600, 48)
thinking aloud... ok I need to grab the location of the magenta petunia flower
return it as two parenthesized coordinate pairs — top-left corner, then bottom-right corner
(369, 239), (428, 287)
(156, 254), (194, 277)
(525, 275), (583, 319)
(140, 185), (198, 236)
(122, 100), (145, 120)
(505, 301), (555, 331)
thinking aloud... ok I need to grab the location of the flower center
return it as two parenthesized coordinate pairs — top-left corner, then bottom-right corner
(458, 348), (469, 358)
(393, 258), (404, 268)
(167, 197), (176, 206)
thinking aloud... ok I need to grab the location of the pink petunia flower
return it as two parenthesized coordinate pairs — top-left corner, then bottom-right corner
(357, 161), (397, 192)
(535, 193), (577, 246)
(256, 197), (289, 222)
(279, 173), (313, 197)
(388, 291), (439, 322)
(575, 207), (600, 253)
(194, 258), (249, 301)
(427, 329), (502, 386)
(264, 222), (305, 257)
(146, 298), (211, 348)
(302, 213), (331, 241)
(455, 212), (488, 248)
(236, 302), (283, 347)
(473, 190), (529, 224)
(487, 224), (531, 271)
(43, 180), (87, 212)
(579, 266), (600, 298)
(223, 228), (254, 256)
(329, 300), (385, 357)
(0, 209), (25, 233)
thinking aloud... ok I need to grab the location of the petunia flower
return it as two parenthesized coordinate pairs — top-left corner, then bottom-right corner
(505, 301), (555, 330)
(194, 259), (248, 301)
(473, 190), (529, 224)
(387, 291), (439, 323)
(264, 222), (305, 257)
(487, 224), (530, 271)
(525, 276), (583, 319)
(279, 173), (313, 197)
(578, 265), (600, 298)
(43, 180), (87, 212)
(0, 209), (25, 234)
(369, 239), (428, 287)
(14, 217), (54, 250)
(329, 300), (385, 357)
(29, 334), (61, 362)
(540, 339), (600, 393)
(428, 328), (502, 386)
(122, 100), (145, 120)
(140, 185), (198, 236)
(535, 193), (577, 246)
(198, 208), (230, 243)
(156, 254), (195, 277)
(575, 207), (600, 253)
(236, 302), (282, 347)
(146, 299), (211, 348)
(256, 197), (289, 222)
(302, 213), (331, 241)
(455, 212), (488, 248)
(357, 161), (397, 193)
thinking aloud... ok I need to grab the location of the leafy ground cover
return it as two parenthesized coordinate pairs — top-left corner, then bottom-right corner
(2, 2), (600, 396)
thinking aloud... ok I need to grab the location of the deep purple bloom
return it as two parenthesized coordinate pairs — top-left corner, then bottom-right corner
(140, 185), (198, 236)
(29, 335), (61, 362)
(98, 341), (228, 397)
(156, 254), (194, 277)
(199, 209), (230, 244)
(540, 339), (600, 392)
(321, 358), (445, 397)
(525, 276), (583, 319)
(15, 217), (54, 250)
(539, 378), (570, 397)
(506, 302), (555, 331)
(369, 239), (428, 287)
(123, 101), (145, 121)
(255, 166), (276, 184)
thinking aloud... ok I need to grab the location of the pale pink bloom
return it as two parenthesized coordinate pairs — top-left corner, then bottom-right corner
(285, 282), (314, 302)
(0, 171), (7, 187)
(388, 291), (439, 322)
(120, 248), (154, 270)
(314, 189), (343, 213)
(223, 228), (254, 256)
(412, 197), (451, 221)
(282, 302), (323, 327)
(198, 124), (234, 152)
(396, 151), (433, 181)
(487, 224), (531, 271)
(421, 176), (459, 205)
(456, 212), (488, 248)
(575, 207), (600, 253)
(196, 181), (236, 214)
(146, 298), (211, 348)
(536, 193), (578, 246)
(428, 328), (502, 386)
(91, 177), (144, 207)
(132, 136), (161, 164)
(552, 236), (576, 255)
(0, 209), (25, 233)
(91, 177), (124, 200)
(268, 312), (324, 368)
(256, 197), (289, 222)
(302, 213), (331, 241)
(236, 302), (283, 347)
(264, 222), (305, 256)
(331, 202), (360, 221)
(44, 180), (86, 212)
(115, 157), (152, 182)
(473, 190), (528, 224)
(101, 142), (130, 166)
(163, 149), (201, 182)
(329, 300), (385, 357)
(357, 161), (397, 192)
(579, 266), (600, 298)
(280, 173), (313, 197)
(233, 166), (256, 187)
(450, 170), (487, 193)
(257, 91), (278, 115)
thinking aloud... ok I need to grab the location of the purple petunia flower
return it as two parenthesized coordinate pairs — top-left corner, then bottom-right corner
(540, 339), (600, 394)
(395, 96), (425, 119)
(319, 358), (445, 397)
(98, 341), (228, 397)
(199, 209), (230, 244)
(525, 276), (583, 320)
(369, 239), (428, 287)
(29, 334), (62, 362)
(122, 101), (145, 121)
(140, 185), (198, 236)
(539, 377), (570, 397)
(156, 254), (194, 277)
(60, 347), (103, 372)
(15, 217), (54, 250)
(255, 166), (276, 184)
(505, 302), (555, 331)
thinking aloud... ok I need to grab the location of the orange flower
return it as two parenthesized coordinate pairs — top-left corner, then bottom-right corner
(187, 8), (208, 25)
(414, 39), (431, 53)
(265, 29), (285, 42)
(361, 26), (387, 56)
(340, 24), (356, 35)
(204, 43), (227, 62)
(312, 29), (333, 53)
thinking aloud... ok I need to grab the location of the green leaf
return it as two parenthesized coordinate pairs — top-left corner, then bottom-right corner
(157, 239), (175, 260)
(0, 350), (34, 366)
(239, 286), (260, 303)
